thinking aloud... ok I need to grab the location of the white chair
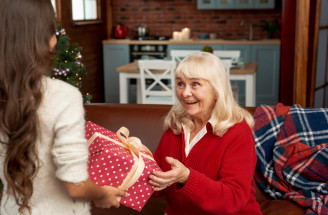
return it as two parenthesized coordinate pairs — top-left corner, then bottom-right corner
(170, 50), (199, 62)
(220, 59), (233, 77)
(138, 60), (177, 105)
(213, 50), (241, 64)
(214, 50), (241, 102)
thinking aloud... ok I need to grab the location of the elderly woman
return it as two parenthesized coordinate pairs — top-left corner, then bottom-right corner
(149, 52), (262, 215)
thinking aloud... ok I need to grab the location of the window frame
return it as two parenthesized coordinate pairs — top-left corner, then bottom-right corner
(52, 0), (62, 22)
(71, 0), (102, 25)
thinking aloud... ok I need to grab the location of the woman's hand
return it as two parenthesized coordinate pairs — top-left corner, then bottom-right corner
(93, 186), (127, 208)
(149, 157), (190, 191)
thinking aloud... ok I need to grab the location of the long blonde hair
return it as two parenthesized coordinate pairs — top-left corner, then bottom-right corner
(164, 51), (254, 136)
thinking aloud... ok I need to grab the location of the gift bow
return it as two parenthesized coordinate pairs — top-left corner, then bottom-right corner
(116, 127), (153, 156)
(88, 126), (154, 190)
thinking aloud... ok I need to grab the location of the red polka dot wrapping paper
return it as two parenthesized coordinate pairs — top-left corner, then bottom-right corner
(85, 121), (162, 212)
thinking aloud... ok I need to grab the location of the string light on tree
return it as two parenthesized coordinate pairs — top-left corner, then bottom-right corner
(49, 25), (92, 103)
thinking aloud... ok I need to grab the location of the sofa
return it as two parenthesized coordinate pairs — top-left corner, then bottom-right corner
(85, 103), (305, 215)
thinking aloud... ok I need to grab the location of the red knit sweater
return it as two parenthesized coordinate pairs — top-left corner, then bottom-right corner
(153, 121), (262, 215)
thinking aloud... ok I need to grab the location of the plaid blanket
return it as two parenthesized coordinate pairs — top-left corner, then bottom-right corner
(253, 103), (328, 215)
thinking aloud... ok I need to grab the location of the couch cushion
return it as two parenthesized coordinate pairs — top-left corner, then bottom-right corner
(254, 181), (304, 215)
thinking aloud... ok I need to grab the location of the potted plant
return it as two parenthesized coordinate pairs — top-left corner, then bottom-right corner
(201, 45), (213, 53)
(261, 21), (280, 39)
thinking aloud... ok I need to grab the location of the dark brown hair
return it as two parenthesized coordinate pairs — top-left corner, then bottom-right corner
(0, 0), (56, 213)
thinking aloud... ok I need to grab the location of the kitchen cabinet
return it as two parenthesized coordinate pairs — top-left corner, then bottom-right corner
(103, 44), (129, 103)
(255, 0), (275, 9)
(216, 0), (235, 9)
(167, 43), (280, 106)
(197, 0), (217, 9)
(236, 0), (254, 9)
(251, 44), (280, 106)
(197, 0), (275, 9)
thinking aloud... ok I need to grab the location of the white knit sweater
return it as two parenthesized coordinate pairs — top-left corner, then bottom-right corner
(0, 77), (90, 215)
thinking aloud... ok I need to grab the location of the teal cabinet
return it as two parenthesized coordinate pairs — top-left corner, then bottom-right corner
(236, 0), (275, 9)
(236, 0), (253, 9)
(197, 0), (235, 9)
(255, 0), (274, 9)
(216, 0), (235, 9)
(197, 0), (217, 9)
(103, 44), (129, 103)
(251, 45), (280, 106)
(197, 0), (236, 9)
(197, 0), (275, 9)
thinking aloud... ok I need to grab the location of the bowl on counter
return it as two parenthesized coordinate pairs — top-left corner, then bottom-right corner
(200, 33), (208, 40)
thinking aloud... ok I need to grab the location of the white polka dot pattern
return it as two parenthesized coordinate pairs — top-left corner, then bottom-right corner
(86, 121), (161, 212)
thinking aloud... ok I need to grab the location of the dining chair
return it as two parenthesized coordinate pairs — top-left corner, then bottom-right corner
(170, 50), (199, 62)
(213, 50), (241, 64)
(220, 59), (233, 77)
(138, 60), (177, 105)
(214, 50), (241, 102)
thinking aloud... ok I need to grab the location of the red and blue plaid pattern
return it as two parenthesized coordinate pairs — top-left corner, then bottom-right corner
(253, 103), (328, 215)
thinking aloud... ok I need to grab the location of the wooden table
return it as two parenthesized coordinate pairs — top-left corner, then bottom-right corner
(117, 61), (257, 106)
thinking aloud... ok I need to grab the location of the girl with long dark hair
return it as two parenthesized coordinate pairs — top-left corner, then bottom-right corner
(0, 0), (126, 214)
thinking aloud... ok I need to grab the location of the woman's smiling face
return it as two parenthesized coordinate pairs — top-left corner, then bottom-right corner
(176, 74), (217, 122)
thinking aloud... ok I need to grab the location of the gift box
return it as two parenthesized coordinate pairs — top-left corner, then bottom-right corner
(86, 121), (161, 212)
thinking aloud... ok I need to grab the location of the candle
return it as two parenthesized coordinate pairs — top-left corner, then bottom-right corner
(181, 28), (190, 40)
(172, 31), (179, 40)
(177, 32), (183, 40)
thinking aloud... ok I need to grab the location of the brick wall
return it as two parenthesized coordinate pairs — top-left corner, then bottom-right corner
(112, 0), (282, 40)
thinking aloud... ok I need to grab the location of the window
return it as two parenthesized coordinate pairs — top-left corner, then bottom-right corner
(72, 0), (99, 21)
(51, 0), (56, 13)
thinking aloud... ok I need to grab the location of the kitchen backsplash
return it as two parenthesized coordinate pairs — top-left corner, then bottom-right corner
(111, 0), (281, 40)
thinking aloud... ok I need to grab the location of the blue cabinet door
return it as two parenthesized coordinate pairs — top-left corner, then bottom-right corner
(197, 0), (274, 9)
(197, 0), (216, 9)
(197, 0), (236, 9)
(236, 0), (254, 9)
(103, 44), (129, 103)
(255, 0), (274, 8)
(216, 0), (236, 8)
(251, 45), (280, 106)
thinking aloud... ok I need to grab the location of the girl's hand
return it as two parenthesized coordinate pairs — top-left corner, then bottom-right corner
(149, 157), (190, 191)
(93, 186), (127, 208)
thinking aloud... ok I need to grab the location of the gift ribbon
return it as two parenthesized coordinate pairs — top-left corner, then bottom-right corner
(88, 127), (154, 190)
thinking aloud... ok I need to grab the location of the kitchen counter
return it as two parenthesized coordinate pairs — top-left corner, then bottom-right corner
(117, 61), (257, 75)
(102, 39), (280, 45)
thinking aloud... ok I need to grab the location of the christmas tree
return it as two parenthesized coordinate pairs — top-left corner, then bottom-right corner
(49, 25), (92, 103)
